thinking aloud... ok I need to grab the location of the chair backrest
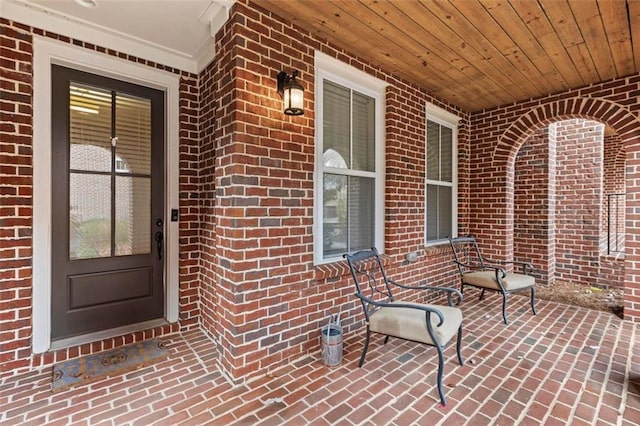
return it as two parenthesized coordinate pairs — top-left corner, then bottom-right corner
(449, 236), (486, 275)
(343, 248), (394, 322)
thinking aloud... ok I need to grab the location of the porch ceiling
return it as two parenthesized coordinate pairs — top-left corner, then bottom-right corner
(254, 0), (640, 112)
(7, 0), (639, 112)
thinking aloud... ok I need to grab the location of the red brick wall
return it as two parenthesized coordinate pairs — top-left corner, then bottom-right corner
(197, 57), (217, 340)
(205, 0), (468, 381)
(514, 127), (553, 284)
(179, 76), (203, 329)
(0, 21), (34, 375)
(0, 18), (200, 377)
(553, 119), (603, 286)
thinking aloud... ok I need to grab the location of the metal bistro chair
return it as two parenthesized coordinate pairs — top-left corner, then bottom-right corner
(344, 248), (464, 406)
(449, 236), (536, 324)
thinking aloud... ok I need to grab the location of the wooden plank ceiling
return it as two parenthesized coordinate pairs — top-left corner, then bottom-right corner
(252, 0), (639, 112)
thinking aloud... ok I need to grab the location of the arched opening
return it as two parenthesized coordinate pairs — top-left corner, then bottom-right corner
(486, 98), (640, 320)
(513, 119), (625, 293)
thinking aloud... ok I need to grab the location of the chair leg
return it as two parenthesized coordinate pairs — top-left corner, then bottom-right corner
(358, 327), (371, 368)
(501, 292), (509, 324)
(456, 325), (464, 366)
(435, 344), (447, 406)
(384, 335), (390, 345)
(530, 286), (537, 315)
(479, 288), (485, 301)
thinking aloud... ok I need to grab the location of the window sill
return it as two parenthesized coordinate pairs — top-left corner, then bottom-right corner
(424, 241), (451, 256)
(600, 252), (625, 261)
(314, 254), (392, 282)
(314, 261), (352, 281)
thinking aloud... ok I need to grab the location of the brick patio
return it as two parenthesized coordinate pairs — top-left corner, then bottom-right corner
(1, 295), (639, 425)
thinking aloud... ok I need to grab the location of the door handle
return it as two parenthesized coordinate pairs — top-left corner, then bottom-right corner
(154, 231), (163, 260)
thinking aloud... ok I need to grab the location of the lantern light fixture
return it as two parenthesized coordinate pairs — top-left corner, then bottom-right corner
(277, 70), (304, 116)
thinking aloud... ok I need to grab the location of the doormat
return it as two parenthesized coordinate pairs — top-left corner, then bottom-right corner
(51, 338), (169, 393)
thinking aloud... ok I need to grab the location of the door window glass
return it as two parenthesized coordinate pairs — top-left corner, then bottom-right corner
(67, 83), (153, 259)
(69, 84), (112, 172)
(115, 176), (151, 256)
(115, 93), (151, 175)
(69, 173), (111, 259)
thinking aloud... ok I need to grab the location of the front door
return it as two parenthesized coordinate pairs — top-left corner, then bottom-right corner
(51, 65), (165, 340)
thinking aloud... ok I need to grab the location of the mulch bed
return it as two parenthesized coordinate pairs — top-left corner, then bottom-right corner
(535, 280), (624, 319)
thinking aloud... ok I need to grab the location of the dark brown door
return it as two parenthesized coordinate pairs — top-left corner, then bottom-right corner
(51, 65), (165, 340)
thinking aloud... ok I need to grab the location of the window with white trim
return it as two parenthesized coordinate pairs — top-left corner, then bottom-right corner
(315, 52), (386, 264)
(425, 105), (459, 244)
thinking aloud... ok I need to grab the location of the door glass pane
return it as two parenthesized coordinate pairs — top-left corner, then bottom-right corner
(69, 173), (111, 259)
(323, 174), (347, 257)
(115, 93), (151, 175)
(352, 92), (375, 172)
(426, 120), (440, 181)
(441, 127), (453, 182)
(69, 83), (112, 172)
(348, 176), (375, 251)
(116, 176), (150, 256)
(323, 80), (350, 169)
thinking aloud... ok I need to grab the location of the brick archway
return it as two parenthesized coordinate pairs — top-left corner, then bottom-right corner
(490, 97), (640, 321)
(494, 98), (639, 165)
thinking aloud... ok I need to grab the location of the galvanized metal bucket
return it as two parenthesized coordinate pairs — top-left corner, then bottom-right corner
(321, 324), (343, 367)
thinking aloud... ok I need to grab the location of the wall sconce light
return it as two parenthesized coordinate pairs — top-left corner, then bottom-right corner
(277, 70), (304, 116)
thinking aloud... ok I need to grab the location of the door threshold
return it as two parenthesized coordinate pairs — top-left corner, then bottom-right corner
(50, 318), (169, 352)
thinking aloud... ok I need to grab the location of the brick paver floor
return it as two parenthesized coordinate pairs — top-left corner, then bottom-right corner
(1, 295), (639, 425)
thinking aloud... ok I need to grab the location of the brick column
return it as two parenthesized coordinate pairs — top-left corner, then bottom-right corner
(208, 1), (316, 381)
(624, 143), (640, 318)
(514, 127), (554, 284)
(552, 119), (604, 286)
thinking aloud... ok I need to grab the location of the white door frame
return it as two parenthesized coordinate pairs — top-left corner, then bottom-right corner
(32, 37), (180, 353)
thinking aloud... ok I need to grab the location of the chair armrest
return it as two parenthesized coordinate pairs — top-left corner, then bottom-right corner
(480, 264), (508, 281)
(452, 260), (486, 271)
(356, 293), (446, 326)
(430, 286), (464, 306)
(389, 280), (463, 306)
(513, 261), (534, 274)
(455, 259), (508, 280)
(485, 259), (534, 275)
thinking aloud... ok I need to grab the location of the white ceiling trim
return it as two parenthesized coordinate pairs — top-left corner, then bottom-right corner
(1, 0), (234, 74)
(195, 0), (234, 71)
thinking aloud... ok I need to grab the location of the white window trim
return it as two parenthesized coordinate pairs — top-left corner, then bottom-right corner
(32, 37), (180, 353)
(424, 103), (460, 246)
(314, 52), (387, 264)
